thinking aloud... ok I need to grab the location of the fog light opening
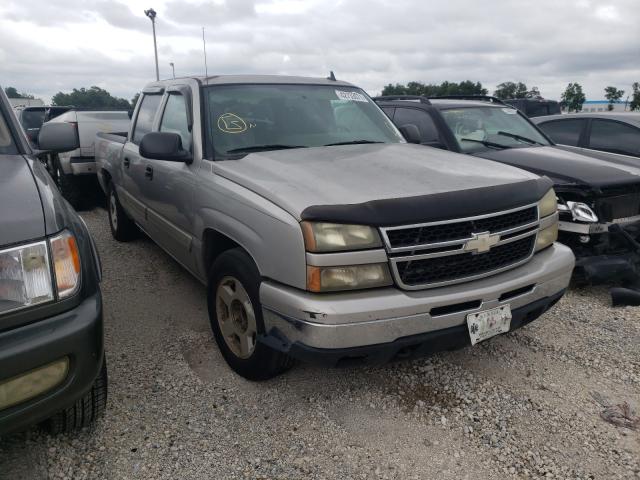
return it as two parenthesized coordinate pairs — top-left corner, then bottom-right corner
(0, 357), (69, 411)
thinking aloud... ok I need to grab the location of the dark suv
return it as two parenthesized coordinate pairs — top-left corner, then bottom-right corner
(0, 88), (106, 435)
(375, 95), (640, 283)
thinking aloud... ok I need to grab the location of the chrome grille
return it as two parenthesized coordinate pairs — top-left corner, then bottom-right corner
(381, 204), (539, 290)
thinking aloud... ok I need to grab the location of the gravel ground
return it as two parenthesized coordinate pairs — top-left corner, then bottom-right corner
(1, 207), (639, 480)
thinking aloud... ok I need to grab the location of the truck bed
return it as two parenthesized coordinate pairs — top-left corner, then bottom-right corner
(95, 131), (127, 193)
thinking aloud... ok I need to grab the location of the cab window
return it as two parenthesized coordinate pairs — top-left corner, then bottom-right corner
(132, 94), (162, 145)
(538, 119), (586, 146)
(394, 108), (439, 142)
(589, 119), (640, 156)
(160, 94), (192, 151)
(0, 112), (17, 154)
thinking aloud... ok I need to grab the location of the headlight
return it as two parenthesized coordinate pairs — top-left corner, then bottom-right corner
(538, 189), (557, 218)
(0, 241), (54, 315)
(301, 222), (382, 252)
(535, 222), (558, 252)
(558, 200), (599, 223)
(50, 230), (81, 298)
(307, 263), (392, 292)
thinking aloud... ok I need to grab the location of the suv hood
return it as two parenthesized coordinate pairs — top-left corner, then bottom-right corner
(0, 154), (45, 246)
(214, 143), (546, 224)
(475, 146), (640, 189)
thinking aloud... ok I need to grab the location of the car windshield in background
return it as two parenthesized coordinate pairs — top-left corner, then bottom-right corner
(21, 109), (46, 130)
(440, 107), (550, 153)
(0, 112), (17, 154)
(206, 84), (404, 158)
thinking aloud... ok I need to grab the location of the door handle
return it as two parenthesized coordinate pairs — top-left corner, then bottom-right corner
(145, 165), (154, 180)
(123, 157), (130, 168)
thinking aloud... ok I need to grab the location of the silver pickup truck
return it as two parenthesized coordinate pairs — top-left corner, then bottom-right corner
(95, 75), (574, 380)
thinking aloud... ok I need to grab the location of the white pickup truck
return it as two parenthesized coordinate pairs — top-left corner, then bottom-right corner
(46, 109), (130, 208)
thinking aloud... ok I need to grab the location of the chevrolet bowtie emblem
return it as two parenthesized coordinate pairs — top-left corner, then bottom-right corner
(463, 232), (501, 254)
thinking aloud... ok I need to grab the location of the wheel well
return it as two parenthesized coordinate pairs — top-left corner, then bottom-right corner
(202, 229), (244, 274)
(100, 168), (112, 192)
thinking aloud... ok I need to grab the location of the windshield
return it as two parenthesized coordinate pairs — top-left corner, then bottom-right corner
(440, 106), (550, 153)
(206, 84), (404, 158)
(20, 109), (46, 130)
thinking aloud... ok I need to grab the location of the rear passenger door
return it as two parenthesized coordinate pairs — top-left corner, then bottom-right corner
(587, 119), (640, 157)
(120, 91), (163, 225)
(536, 118), (587, 146)
(393, 107), (442, 146)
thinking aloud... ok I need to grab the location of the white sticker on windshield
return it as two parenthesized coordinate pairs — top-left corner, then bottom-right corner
(502, 108), (518, 114)
(335, 90), (369, 103)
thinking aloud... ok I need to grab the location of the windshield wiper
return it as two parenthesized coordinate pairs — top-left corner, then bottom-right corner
(497, 131), (543, 146)
(225, 144), (308, 154)
(323, 140), (384, 146)
(459, 138), (510, 150)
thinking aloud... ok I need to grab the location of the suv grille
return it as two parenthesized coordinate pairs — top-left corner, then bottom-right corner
(385, 206), (537, 249)
(381, 205), (539, 290)
(396, 236), (535, 287)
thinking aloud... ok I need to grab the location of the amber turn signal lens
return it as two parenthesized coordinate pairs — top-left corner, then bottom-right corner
(50, 231), (81, 298)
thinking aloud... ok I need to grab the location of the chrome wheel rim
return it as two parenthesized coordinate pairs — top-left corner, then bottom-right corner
(215, 276), (257, 359)
(109, 192), (118, 231)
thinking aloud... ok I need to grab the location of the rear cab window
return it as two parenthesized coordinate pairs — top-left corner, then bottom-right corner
(589, 119), (640, 156)
(537, 119), (586, 146)
(132, 94), (162, 145)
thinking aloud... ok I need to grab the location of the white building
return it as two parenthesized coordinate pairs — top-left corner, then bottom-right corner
(579, 100), (629, 113)
(8, 97), (44, 108)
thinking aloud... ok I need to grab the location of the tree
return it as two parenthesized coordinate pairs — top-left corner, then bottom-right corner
(604, 86), (625, 111)
(494, 82), (528, 99)
(4, 86), (35, 99)
(526, 86), (541, 98)
(628, 82), (640, 111)
(51, 86), (132, 109)
(561, 83), (586, 112)
(381, 80), (487, 97)
(131, 92), (141, 108)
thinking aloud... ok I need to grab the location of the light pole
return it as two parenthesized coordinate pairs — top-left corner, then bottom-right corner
(144, 8), (159, 81)
(170, 62), (175, 79)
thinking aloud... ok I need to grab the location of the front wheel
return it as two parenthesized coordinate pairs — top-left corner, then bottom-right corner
(208, 249), (294, 380)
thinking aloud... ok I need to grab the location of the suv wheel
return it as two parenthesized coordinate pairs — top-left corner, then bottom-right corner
(44, 357), (108, 434)
(108, 182), (137, 241)
(208, 248), (294, 380)
(53, 159), (84, 210)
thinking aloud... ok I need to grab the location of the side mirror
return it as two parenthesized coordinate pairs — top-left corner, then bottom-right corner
(399, 124), (422, 144)
(139, 132), (192, 163)
(38, 122), (79, 153)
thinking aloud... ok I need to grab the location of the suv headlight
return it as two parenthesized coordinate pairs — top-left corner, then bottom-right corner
(0, 231), (81, 315)
(301, 222), (382, 252)
(536, 189), (559, 252)
(558, 200), (599, 223)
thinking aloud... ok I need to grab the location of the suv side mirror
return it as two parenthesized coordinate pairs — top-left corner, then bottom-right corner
(140, 132), (192, 163)
(399, 124), (422, 144)
(37, 122), (79, 153)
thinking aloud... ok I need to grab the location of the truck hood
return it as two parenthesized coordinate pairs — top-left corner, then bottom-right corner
(0, 154), (45, 246)
(214, 143), (546, 225)
(474, 146), (640, 189)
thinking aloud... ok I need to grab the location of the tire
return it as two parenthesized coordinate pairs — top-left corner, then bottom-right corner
(53, 159), (84, 210)
(107, 182), (137, 241)
(44, 356), (108, 434)
(208, 248), (295, 380)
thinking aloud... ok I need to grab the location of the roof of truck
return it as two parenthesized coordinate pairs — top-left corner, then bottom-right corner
(143, 74), (356, 90)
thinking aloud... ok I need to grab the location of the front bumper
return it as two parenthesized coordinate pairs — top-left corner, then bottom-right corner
(0, 292), (103, 435)
(260, 243), (574, 364)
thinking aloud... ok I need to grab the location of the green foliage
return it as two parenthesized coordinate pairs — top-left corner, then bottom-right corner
(561, 83), (586, 112)
(131, 92), (141, 108)
(51, 86), (132, 109)
(604, 86), (625, 111)
(4, 86), (35, 99)
(381, 80), (488, 97)
(494, 82), (528, 99)
(629, 82), (640, 112)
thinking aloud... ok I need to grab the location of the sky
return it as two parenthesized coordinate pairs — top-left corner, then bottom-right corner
(1, 0), (638, 103)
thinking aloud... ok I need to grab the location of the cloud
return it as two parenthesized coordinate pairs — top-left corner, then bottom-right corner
(0, 0), (638, 103)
